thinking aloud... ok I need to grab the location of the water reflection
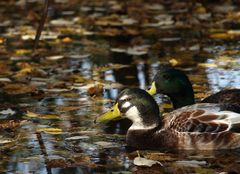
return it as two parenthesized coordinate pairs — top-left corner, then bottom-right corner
(1, 1), (240, 173)
(101, 51), (151, 135)
(206, 66), (240, 92)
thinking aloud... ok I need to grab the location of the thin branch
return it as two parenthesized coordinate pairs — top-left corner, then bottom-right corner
(33, 0), (52, 53)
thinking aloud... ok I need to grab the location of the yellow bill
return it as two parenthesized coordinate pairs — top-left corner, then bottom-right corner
(147, 81), (157, 95)
(94, 103), (121, 123)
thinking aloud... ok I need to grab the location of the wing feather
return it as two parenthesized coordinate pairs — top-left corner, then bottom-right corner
(167, 109), (240, 133)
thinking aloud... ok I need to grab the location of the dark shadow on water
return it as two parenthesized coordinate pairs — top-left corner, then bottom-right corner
(102, 51), (150, 135)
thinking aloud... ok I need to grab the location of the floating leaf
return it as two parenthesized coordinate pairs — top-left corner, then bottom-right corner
(0, 38), (4, 44)
(0, 78), (11, 82)
(133, 156), (163, 167)
(46, 55), (64, 60)
(94, 141), (119, 148)
(0, 108), (16, 116)
(57, 106), (79, 112)
(169, 58), (179, 66)
(0, 62), (11, 75)
(36, 128), (62, 134)
(47, 158), (68, 168)
(26, 111), (39, 118)
(62, 37), (72, 43)
(88, 84), (103, 96)
(69, 74), (87, 83)
(15, 49), (31, 55)
(0, 138), (17, 145)
(0, 120), (21, 130)
(3, 83), (36, 95)
(175, 160), (207, 168)
(197, 63), (217, 68)
(65, 136), (90, 141)
(210, 33), (230, 39)
(41, 114), (60, 120)
(68, 54), (90, 59)
(145, 152), (177, 161)
(26, 111), (60, 120)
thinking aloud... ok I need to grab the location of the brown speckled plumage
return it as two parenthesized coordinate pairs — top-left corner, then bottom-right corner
(127, 103), (240, 150)
(202, 89), (240, 104)
(96, 89), (240, 151)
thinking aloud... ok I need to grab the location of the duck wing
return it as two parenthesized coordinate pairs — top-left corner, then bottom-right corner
(165, 103), (240, 133)
(201, 89), (240, 104)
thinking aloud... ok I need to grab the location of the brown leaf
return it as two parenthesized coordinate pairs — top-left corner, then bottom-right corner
(3, 83), (37, 95)
(62, 37), (73, 43)
(88, 84), (103, 96)
(0, 120), (21, 130)
(0, 62), (11, 75)
(47, 159), (69, 168)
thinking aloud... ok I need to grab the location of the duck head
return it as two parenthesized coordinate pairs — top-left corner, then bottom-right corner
(95, 88), (161, 130)
(147, 67), (195, 109)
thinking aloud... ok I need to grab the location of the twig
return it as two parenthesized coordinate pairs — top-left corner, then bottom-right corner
(33, 0), (52, 53)
(36, 132), (52, 174)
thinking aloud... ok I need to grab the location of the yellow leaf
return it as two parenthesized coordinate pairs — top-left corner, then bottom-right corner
(62, 37), (72, 43)
(197, 63), (217, 68)
(36, 128), (62, 134)
(41, 114), (60, 120)
(169, 59), (178, 66)
(195, 6), (206, 14)
(0, 38), (4, 44)
(227, 30), (240, 36)
(26, 111), (39, 118)
(26, 112), (60, 120)
(70, 74), (86, 83)
(210, 33), (230, 39)
(15, 49), (31, 55)
(18, 67), (33, 74)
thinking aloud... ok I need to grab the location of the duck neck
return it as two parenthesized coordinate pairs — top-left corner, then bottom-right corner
(126, 123), (177, 150)
(169, 91), (195, 109)
(129, 120), (159, 130)
(126, 125), (162, 149)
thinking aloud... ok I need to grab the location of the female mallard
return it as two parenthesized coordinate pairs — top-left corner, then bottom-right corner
(95, 88), (240, 150)
(147, 67), (240, 110)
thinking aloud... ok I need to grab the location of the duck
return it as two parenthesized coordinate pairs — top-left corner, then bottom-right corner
(147, 67), (240, 110)
(95, 88), (240, 150)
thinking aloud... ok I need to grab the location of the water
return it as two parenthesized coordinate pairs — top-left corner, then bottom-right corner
(0, 1), (240, 173)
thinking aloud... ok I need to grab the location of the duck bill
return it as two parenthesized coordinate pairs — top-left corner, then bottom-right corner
(94, 103), (121, 123)
(147, 81), (157, 95)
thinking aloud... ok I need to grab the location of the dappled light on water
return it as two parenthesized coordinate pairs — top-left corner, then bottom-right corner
(0, 0), (240, 173)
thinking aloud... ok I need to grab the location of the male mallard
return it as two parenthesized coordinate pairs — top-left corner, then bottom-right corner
(95, 88), (240, 150)
(147, 67), (240, 110)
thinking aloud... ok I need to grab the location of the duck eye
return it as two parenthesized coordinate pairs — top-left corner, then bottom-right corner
(163, 74), (171, 80)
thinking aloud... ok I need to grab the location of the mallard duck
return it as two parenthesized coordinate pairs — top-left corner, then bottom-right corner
(147, 67), (240, 110)
(95, 88), (240, 150)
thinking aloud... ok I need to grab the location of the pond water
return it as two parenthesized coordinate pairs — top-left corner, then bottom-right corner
(0, 1), (240, 174)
